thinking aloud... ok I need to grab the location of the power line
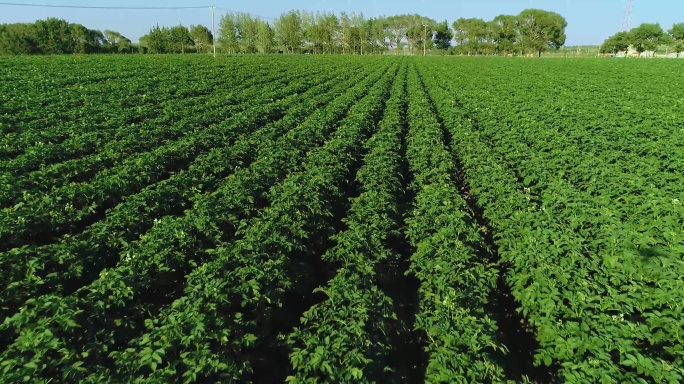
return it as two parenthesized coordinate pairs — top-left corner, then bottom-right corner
(0, 2), (210, 10)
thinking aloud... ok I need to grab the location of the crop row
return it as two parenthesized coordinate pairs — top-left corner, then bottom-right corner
(404, 63), (507, 383)
(0, 78), (309, 210)
(0, 61), (377, 326)
(0, 60), (396, 382)
(0, 61), (299, 179)
(0, 60), (365, 251)
(90, 61), (398, 383)
(3, 56), (680, 383)
(285, 60), (409, 383)
(416, 59), (684, 383)
(0, 59), (295, 158)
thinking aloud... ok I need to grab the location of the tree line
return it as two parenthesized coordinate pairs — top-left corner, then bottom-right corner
(601, 23), (684, 57)
(0, 18), (132, 54)
(212, 9), (566, 57)
(140, 25), (214, 54)
(0, 8), (567, 56)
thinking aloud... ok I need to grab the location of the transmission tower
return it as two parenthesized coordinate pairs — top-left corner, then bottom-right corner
(621, 0), (634, 32)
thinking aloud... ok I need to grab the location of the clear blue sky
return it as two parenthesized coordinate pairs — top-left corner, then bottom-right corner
(0, 0), (680, 46)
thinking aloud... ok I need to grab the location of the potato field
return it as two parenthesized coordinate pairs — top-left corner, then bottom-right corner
(0, 55), (683, 383)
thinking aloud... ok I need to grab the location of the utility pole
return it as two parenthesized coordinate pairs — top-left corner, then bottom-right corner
(423, 24), (428, 56)
(211, 6), (216, 57)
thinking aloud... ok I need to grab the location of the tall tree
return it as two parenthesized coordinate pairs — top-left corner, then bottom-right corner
(338, 12), (353, 54)
(318, 12), (340, 54)
(34, 18), (75, 54)
(70, 23), (104, 54)
(385, 15), (409, 54)
(0, 23), (39, 54)
(104, 30), (131, 53)
(491, 15), (517, 55)
(407, 16), (435, 55)
(467, 18), (488, 55)
(169, 25), (192, 54)
(365, 17), (388, 54)
(668, 23), (684, 57)
(189, 25), (213, 53)
(451, 18), (468, 51)
(352, 12), (366, 54)
(516, 9), (567, 57)
(236, 13), (259, 53)
(482, 22), (498, 55)
(673, 42), (684, 58)
(403, 14), (432, 54)
(452, 18), (488, 55)
(669, 23), (684, 42)
(141, 25), (171, 54)
(628, 23), (665, 56)
(469, 18), (489, 54)
(218, 14), (239, 54)
(256, 19), (275, 53)
(300, 11), (319, 53)
(433, 20), (452, 50)
(600, 31), (630, 55)
(274, 10), (303, 53)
